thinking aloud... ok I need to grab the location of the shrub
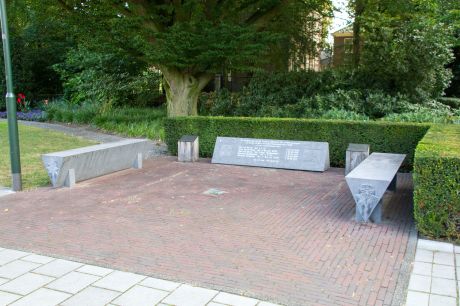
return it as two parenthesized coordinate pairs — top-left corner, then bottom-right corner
(438, 97), (460, 109)
(164, 116), (430, 170)
(414, 125), (460, 241)
(43, 100), (166, 140)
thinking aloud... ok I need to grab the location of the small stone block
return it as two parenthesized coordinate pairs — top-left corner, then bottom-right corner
(388, 175), (397, 191)
(133, 153), (142, 169)
(178, 135), (199, 162)
(345, 143), (370, 175)
(64, 169), (76, 188)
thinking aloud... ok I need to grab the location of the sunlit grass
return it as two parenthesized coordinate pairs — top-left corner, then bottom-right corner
(0, 122), (96, 189)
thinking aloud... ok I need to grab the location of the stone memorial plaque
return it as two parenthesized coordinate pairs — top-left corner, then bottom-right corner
(211, 137), (330, 172)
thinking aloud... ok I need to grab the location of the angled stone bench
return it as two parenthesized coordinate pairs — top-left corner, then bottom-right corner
(345, 152), (406, 223)
(42, 139), (153, 188)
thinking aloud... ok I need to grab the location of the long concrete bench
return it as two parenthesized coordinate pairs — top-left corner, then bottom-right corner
(42, 139), (153, 188)
(345, 152), (406, 223)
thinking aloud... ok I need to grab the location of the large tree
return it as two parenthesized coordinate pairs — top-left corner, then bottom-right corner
(348, 0), (455, 100)
(51, 0), (331, 117)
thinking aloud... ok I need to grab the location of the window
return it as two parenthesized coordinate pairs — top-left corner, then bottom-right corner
(344, 38), (353, 54)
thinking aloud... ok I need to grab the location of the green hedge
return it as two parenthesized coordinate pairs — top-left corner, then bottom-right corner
(165, 116), (430, 169)
(414, 125), (460, 241)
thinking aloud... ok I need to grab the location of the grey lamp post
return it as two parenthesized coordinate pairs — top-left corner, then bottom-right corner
(0, 0), (22, 191)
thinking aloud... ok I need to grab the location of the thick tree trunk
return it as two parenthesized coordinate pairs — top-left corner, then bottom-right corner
(162, 68), (212, 117)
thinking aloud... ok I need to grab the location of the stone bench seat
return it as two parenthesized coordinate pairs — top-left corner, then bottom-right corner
(345, 152), (406, 223)
(42, 139), (153, 188)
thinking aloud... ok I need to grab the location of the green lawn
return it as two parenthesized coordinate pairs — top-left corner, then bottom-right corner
(0, 122), (96, 189)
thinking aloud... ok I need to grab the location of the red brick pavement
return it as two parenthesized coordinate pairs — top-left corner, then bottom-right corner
(0, 157), (414, 306)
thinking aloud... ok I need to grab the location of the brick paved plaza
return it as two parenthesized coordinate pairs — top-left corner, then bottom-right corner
(0, 157), (415, 305)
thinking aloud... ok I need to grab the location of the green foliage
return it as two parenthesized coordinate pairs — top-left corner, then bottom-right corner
(54, 48), (163, 108)
(438, 97), (460, 109)
(46, 0), (332, 116)
(44, 101), (166, 140)
(199, 70), (459, 121)
(351, 0), (455, 100)
(164, 116), (430, 170)
(0, 0), (74, 108)
(414, 124), (460, 241)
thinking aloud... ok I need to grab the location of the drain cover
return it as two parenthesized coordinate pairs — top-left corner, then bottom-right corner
(203, 188), (227, 196)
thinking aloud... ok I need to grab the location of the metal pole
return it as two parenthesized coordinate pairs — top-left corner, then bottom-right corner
(0, 0), (21, 191)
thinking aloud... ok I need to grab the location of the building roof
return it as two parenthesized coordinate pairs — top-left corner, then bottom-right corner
(332, 24), (353, 36)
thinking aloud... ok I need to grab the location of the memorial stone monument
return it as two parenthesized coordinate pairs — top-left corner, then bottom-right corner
(211, 137), (330, 172)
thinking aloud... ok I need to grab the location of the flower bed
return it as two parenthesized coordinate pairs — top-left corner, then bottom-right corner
(0, 109), (44, 121)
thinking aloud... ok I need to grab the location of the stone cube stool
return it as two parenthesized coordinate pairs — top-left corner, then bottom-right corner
(345, 143), (370, 175)
(178, 135), (199, 162)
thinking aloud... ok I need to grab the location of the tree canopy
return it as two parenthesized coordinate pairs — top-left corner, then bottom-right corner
(46, 0), (332, 116)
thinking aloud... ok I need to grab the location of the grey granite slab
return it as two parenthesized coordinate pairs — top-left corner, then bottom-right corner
(345, 152), (405, 222)
(42, 139), (153, 187)
(211, 137), (330, 172)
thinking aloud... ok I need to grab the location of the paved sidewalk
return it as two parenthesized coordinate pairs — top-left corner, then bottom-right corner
(0, 246), (281, 306)
(406, 239), (459, 306)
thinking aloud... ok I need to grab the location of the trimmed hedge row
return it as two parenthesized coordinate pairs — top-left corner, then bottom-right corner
(414, 125), (460, 241)
(165, 116), (430, 170)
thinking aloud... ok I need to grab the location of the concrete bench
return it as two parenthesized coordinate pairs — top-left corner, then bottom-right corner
(42, 139), (153, 188)
(345, 152), (406, 223)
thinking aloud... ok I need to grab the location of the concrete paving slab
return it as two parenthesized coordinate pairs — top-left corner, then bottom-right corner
(162, 284), (218, 306)
(77, 265), (113, 277)
(431, 277), (457, 297)
(111, 285), (169, 306)
(140, 277), (181, 291)
(10, 288), (70, 306)
(418, 240), (454, 253)
(0, 260), (40, 279)
(46, 271), (100, 294)
(0, 250), (29, 266)
(406, 291), (429, 306)
(0, 273), (54, 295)
(429, 294), (457, 306)
(33, 259), (82, 278)
(60, 286), (120, 306)
(213, 292), (259, 306)
(0, 291), (21, 306)
(408, 274), (431, 293)
(93, 271), (145, 292)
